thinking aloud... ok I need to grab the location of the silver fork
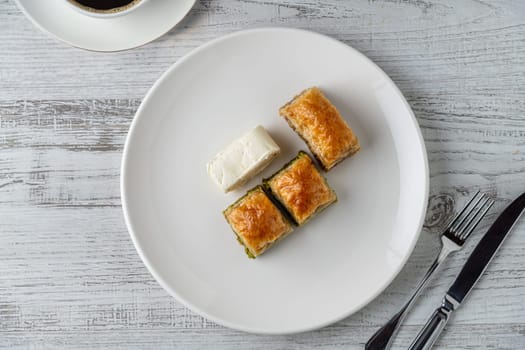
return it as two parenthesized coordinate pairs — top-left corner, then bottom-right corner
(365, 191), (494, 350)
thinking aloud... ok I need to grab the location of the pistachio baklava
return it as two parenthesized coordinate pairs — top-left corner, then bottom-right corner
(279, 87), (360, 170)
(223, 185), (294, 258)
(264, 151), (337, 225)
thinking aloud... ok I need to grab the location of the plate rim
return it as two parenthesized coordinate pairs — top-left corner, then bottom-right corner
(13, 0), (196, 52)
(121, 27), (429, 334)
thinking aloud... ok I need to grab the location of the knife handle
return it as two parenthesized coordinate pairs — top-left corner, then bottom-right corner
(408, 295), (457, 350)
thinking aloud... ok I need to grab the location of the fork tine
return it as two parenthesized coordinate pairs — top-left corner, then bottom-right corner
(448, 191), (483, 232)
(454, 195), (490, 236)
(458, 198), (494, 241)
(446, 190), (481, 230)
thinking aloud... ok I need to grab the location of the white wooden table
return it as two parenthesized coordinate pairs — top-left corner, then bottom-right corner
(1, 0), (524, 348)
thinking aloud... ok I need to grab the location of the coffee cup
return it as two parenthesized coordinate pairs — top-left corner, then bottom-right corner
(65, 0), (148, 18)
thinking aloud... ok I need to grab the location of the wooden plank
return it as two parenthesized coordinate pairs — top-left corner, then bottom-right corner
(0, 0), (524, 100)
(1, 324), (524, 349)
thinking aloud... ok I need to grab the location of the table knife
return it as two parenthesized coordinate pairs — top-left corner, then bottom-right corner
(409, 192), (525, 350)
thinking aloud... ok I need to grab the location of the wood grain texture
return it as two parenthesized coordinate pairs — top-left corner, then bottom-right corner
(1, 0), (524, 348)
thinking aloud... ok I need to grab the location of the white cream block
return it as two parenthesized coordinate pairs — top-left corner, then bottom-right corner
(207, 125), (281, 193)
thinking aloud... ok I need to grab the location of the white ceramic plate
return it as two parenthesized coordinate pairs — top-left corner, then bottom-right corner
(14, 0), (195, 51)
(122, 28), (428, 334)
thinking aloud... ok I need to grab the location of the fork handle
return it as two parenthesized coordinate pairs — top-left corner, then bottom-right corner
(365, 243), (454, 350)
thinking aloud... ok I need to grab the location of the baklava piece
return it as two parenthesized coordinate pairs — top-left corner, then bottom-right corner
(265, 151), (337, 225)
(223, 186), (294, 258)
(279, 87), (360, 170)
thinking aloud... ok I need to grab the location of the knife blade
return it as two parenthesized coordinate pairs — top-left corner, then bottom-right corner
(409, 192), (525, 350)
(448, 191), (525, 303)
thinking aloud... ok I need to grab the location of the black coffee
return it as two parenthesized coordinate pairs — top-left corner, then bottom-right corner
(72, 0), (137, 10)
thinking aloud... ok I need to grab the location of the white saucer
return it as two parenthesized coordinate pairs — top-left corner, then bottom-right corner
(121, 28), (429, 334)
(14, 0), (196, 51)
